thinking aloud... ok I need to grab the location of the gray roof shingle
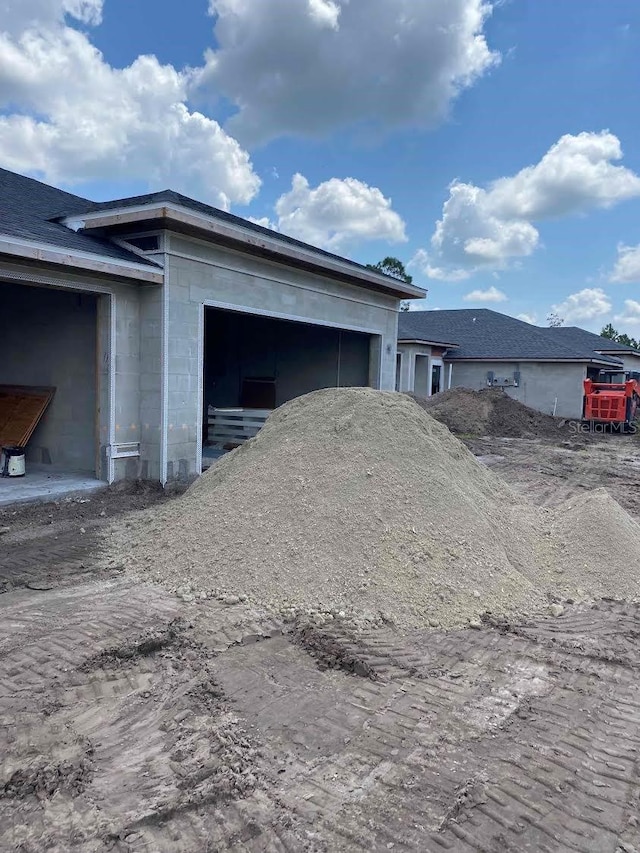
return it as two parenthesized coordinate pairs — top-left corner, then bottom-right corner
(547, 325), (640, 354)
(1, 171), (418, 288)
(398, 309), (623, 365)
(0, 169), (158, 267)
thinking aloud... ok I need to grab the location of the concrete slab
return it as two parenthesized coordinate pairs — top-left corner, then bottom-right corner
(0, 465), (103, 506)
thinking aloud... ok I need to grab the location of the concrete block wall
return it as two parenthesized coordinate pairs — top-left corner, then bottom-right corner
(0, 266), (162, 483)
(101, 282), (147, 482)
(137, 285), (163, 480)
(164, 235), (401, 480)
(0, 281), (97, 471)
(449, 361), (588, 419)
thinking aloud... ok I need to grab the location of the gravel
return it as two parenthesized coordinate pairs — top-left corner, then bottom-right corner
(104, 389), (640, 629)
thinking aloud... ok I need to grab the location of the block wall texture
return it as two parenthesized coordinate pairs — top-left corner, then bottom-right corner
(449, 361), (587, 419)
(0, 281), (97, 471)
(164, 239), (401, 479)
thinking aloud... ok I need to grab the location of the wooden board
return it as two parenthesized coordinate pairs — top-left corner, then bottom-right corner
(207, 406), (271, 446)
(0, 385), (56, 448)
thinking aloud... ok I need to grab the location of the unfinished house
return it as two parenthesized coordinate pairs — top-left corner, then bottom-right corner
(0, 168), (423, 496)
(397, 309), (640, 419)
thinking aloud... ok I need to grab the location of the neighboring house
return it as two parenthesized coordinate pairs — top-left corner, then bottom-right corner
(0, 168), (424, 485)
(397, 309), (637, 419)
(546, 326), (640, 375)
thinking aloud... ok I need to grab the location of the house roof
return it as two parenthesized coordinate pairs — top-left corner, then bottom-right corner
(1, 169), (425, 298)
(398, 309), (624, 366)
(547, 325), (640, 355)
(69, 188), (424, 297)
(0, 168), (157, 267)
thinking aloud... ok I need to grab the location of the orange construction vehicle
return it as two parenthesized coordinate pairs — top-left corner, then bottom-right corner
(583, 371), (640, 431)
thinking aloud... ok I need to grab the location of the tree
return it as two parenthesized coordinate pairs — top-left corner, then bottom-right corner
(546, 312), (564, 327)
(600, 324), (640, 349)
(366, 256), (413, 285)
(367, 256), (414, 311)
(617, 333), (639, 349)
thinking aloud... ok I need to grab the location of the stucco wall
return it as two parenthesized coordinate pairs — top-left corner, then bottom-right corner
(614, 352), (640, 374)
(164, 235), (400, 480)
(396, 344), (433, 393)
(449, 361), (588, 419)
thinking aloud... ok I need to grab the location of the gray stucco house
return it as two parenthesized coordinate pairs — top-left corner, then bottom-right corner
(0, 168), (424, 485)
(398, 309), (640, 419)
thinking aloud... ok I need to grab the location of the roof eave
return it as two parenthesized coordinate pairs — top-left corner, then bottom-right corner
(397, 337), (459, 348)
(445, 356), (622, 366)
(0, 233), (164, 284)
(62, 203), (425, 300)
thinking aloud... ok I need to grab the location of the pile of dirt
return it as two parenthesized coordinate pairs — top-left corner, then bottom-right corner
(411, 388), (566, 438)
(104, 389), (640, 629)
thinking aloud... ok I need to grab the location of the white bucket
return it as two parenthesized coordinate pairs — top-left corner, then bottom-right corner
(1, 446), (26, 478)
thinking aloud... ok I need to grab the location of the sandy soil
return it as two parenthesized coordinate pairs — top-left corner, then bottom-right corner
(1, 437), (640, 851)
(104, 390), (640, 630)
(466, 432), (640, 520)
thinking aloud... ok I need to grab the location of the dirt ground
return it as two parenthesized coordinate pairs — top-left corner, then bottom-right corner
(465, 431), (640, 521)
(2, 440), (640, 852)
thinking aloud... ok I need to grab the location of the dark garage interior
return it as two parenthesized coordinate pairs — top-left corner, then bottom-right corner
(203, 308), (372, 454)
(0, 281), (98, 474)
(204, 308), (372, 411)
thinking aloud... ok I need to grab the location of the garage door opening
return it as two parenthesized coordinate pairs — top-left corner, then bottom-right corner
(203, 308), (373, 466)
(0, 282), (100, 503)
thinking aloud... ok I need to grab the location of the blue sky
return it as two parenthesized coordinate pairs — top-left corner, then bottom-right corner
(2, 0), (640, 331)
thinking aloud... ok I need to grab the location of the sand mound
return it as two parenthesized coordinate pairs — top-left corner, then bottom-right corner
(412, 388), (564, 438)
(548, 488), (640, 600)
(105, 389), (640, 628)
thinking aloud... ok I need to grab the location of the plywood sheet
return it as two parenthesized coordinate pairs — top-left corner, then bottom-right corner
(0, 385), (55, 449)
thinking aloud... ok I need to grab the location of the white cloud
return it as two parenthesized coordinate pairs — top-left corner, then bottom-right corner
(426, 132), (640, 280)
(269, 173), (407, 250)
(307, 0), (341, 29)
(408, 247), (472, 282)
(516, 312), (538, 324)
(463, 285), (507, 303)
(551, 288), (612, 323)
(0, 2), (260, 208)
(406, 299), (431, 312)
(0, 0), (104, 34)
(609, 243), (640, 283)
(614, 299), (640, 326)
(198, 0), (499, 144)
(248, 216), (276, 230)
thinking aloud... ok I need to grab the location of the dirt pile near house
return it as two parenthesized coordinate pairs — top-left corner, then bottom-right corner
(105, 389), (640, 629)
(547, 488), (640, 600)
(412, 388), (566, 438)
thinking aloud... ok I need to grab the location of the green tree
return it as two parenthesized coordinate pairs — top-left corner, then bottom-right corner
(366, 256), (413, 284)
(367, 256), (414, 311)
(599, 324), (640, 349)
(600, 323), (618, 340)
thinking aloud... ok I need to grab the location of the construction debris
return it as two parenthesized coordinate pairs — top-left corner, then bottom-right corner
(105, 388), (640, 629)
